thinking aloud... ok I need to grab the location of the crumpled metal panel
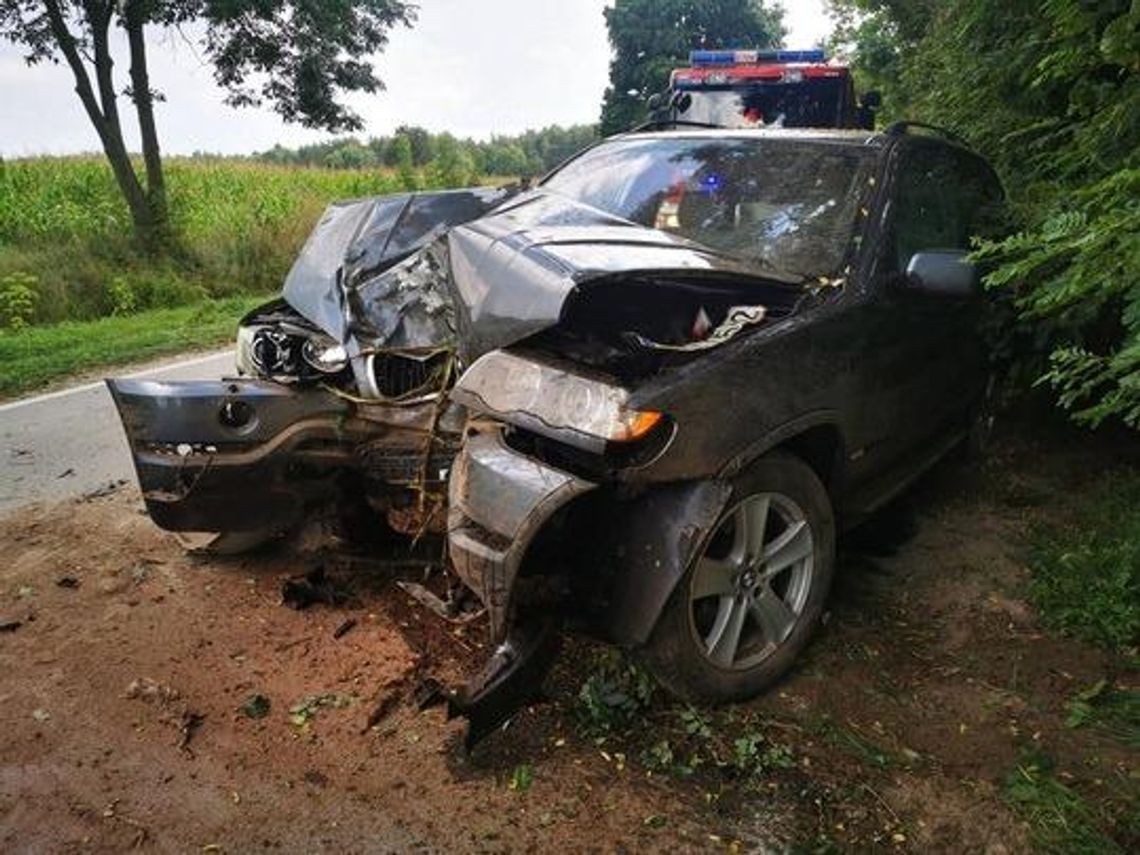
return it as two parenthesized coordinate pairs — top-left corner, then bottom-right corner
(282, 186), (800, 366)
(282, 187), (514, 344)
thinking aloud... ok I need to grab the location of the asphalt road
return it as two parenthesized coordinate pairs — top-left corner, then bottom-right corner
(0, 351), (234, 513)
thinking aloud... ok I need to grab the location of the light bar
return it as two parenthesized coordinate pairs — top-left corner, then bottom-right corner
(688, 48), (826, 66)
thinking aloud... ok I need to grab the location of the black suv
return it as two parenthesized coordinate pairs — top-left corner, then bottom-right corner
(110, 124), (1003, 734)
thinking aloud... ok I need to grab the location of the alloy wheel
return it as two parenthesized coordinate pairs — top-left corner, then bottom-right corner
(687, 492), (815, 670)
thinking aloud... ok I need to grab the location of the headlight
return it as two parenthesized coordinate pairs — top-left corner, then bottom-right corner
(301, 337), (349, 374)
(235, 325), (257, 376)
(450, 350), (663, 452)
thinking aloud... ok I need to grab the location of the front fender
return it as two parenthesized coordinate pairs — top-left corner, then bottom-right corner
(600, 479), (732, 647)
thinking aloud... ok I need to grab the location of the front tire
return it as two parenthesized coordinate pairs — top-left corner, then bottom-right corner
(642, 451), (835, 703)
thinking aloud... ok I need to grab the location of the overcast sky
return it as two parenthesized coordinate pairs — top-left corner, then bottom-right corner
(0, 1), (833, 157)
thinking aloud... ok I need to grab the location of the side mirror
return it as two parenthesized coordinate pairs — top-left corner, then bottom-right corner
(904, 250), (978, 297)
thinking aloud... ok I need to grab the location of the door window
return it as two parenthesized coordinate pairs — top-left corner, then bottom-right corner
(890, 144), (1003, 271)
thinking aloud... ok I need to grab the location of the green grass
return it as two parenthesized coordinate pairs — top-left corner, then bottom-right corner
(1004, 754), (1130, 854)
(1065, 680), (1140, 749)
(1029, 472), (1140, 650)
(0, 295), (266, 399)
(0, 156), (457, 327)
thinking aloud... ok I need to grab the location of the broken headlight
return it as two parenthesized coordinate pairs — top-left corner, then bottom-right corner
(235, 325), (348, 380)
(450, 350), (662, 452)
(301, 337), (349, 374)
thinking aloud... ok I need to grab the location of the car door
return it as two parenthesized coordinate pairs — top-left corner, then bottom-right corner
(850, 140), (1001, 493)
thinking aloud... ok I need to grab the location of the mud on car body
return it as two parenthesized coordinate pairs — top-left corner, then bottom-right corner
(109, 123), (1002, 739)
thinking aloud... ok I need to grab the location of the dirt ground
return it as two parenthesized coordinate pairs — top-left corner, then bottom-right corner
(1, 423), (1136, 853)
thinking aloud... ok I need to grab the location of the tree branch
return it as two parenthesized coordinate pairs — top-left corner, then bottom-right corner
(83, 0), (122, 133)
(124, 0), (167, 227)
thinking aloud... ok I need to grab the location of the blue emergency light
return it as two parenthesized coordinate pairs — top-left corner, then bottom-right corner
(689, 48), (826, 66)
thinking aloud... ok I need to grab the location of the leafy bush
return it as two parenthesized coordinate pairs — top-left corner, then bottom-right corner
(832, 0), (1140, 429)
(0, 271), (37, 331)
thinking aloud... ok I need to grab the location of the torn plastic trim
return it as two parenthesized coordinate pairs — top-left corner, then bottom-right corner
(447, 429), (596, 641)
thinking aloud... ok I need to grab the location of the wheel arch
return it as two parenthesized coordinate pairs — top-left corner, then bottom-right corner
(721, 412), (846, 496)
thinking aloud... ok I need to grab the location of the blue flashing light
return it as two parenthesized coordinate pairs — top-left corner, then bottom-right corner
(688, 48), (826, 66)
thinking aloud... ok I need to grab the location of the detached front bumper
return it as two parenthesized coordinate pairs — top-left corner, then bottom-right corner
(107, 378), (354, 532)
(447, 430), (596, 640)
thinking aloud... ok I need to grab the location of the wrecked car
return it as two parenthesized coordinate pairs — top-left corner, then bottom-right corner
(109, 122), (1002, 734)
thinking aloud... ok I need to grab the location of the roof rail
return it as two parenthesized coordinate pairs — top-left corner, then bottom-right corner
(882, 121), (970, 148)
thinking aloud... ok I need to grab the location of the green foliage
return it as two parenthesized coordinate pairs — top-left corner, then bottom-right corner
(1004, 754), (1126, 854)
(575, 651), (657, 736)
(0, 271), (37, 331)
(1064, 680), (1140, 749)
(1028, 472), (1140, 650)
(106, 277), (138, 317)
(599, 0), (786, 135)
(507, 764), (534, 793)
(257, 124), (599, 178)
(831, 0), (1140, 428)
(0, 156), (459, 326)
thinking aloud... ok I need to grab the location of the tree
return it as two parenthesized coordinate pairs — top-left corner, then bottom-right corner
(599, 0), (785, 135)
(829, 0), (1140, 427)
(0, 1), (414, 249)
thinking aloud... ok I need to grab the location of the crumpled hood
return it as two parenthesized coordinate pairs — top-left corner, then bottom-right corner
(283, 187), (798, 364)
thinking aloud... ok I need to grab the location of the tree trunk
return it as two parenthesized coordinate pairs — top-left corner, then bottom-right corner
(43, 0), (162, 250)
(124, 2), (169, 246)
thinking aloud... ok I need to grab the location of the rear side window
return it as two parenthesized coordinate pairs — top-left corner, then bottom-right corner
(889, 143), (1004, 271)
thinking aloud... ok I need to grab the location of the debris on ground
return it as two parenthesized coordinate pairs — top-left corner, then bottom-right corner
(126, 677), (181, 706)
(332, 618), (357, 639)
(178, 711), (206, 753)
(101, 799), (149, 848)
(238, 694), (271, 720)
(281, 565), (353, 610)
(396, 580), (483, 623)
(0, 617), (21, 633)
(126, 677), (204, 752)
(31, 708), (50, 722)
(80, 479), (128, 501)
(289, 693), (353, 729)
(56, 576), (80, 589)
(56, 468), (75, 479)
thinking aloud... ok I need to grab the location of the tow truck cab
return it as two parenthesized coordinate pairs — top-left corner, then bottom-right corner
(665, 48), (876, 130)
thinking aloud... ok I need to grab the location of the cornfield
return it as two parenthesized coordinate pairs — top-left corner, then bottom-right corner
(0, 156), (455, 326)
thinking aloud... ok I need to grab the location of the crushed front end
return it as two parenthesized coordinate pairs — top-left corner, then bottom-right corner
(109, 187), (512, 541)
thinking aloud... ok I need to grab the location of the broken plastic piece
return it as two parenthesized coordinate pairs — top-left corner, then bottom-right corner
(447, 621), (561, 750)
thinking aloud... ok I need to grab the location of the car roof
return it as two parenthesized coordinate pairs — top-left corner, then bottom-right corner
(613, 127), (884, 147)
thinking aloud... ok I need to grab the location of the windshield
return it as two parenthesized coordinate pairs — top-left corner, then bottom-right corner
(678, 79), (850, 129)
(541, 137), (874, 280)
